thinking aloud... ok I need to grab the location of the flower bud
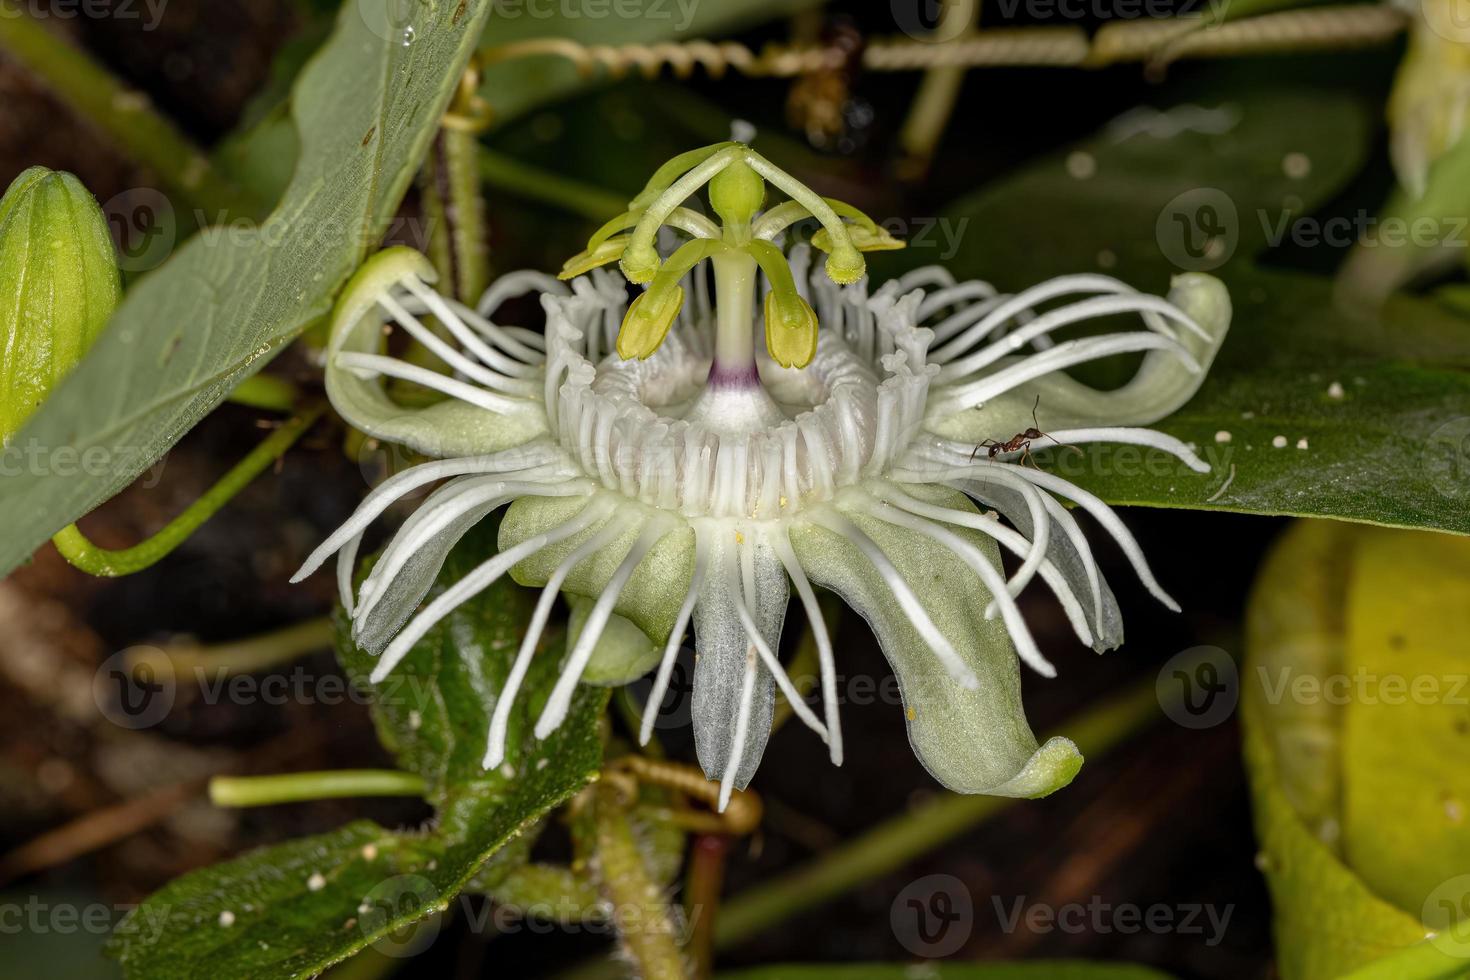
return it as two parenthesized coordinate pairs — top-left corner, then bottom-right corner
(0, 167), (120, 440)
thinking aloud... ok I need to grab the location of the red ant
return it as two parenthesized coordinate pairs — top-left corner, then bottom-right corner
(971, 396), (1078, 467)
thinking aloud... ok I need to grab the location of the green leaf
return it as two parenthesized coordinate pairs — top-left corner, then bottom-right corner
(934, 77), (1470, 534)
(717, 963), (1175, 980)
(1243, 521), (1470, 980)
(110, 524), (609, 979)
(935, 81), (1373, 290)
(1043, 266), (1470, 534)
(0, 0), (494, 575)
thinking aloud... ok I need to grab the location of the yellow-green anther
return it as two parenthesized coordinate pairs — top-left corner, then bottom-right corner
(560, 235), (631, 281)
(813, 224), (906, 253)
(709, 160), (765, 232)
(616, 239), (715, 359)
(617, 285), (685, 360)
(0, 166), (120, 441)
(741, 150), (866, 285)
(627, 141), (737, 211)
(745, 238), (818, 369)
(763, 290), (818, 369)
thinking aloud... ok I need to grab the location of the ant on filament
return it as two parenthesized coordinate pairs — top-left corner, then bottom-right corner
(971, 396), (1079, 468)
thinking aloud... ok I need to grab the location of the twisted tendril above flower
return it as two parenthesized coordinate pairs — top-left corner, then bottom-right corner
(295, 142), (1232, 809)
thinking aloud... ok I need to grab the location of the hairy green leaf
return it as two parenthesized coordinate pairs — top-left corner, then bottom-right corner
(109, 525), (608, 979)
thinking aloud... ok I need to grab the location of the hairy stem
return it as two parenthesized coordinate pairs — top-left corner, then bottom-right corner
(592, 784), (688, 980)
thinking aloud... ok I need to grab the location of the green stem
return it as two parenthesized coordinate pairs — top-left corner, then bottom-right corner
(592, 784), (688, 980)
(51, 402), (324, 577)
(479, 148), (627, 222)
(226, 374), (300, 413)
(425, 128), (490, 303)
(714, 673), (1170, 948)
(210, 769), (427, 808)
(141, 616), (335, 678)
(0, 2), (258, 217)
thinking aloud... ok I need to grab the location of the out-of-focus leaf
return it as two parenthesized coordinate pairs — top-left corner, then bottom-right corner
(109, 523), (608, 979)
(937, 82), (1470, 533)
(0, 0), (495, 575)
(1040, 266), (1470, 534)
(938, 85), (1372, 288)
(717, 963), (1175, 980)
(1244, 520), (1470, 980)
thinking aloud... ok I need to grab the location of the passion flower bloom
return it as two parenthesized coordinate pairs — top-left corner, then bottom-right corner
(296, 143), (1231, 808)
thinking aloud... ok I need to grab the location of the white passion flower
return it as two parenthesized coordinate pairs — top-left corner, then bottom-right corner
(295, 142), (1231, 809)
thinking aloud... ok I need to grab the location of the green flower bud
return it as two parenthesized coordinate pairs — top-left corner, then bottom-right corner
(0, 167), (120, 440)
(709, 159), (765, 230)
